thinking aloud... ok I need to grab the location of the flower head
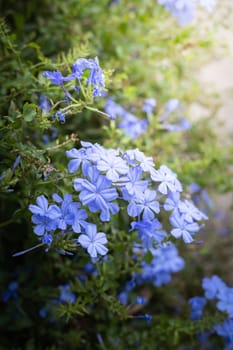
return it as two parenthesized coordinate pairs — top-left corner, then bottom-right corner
(78, 224), (108, 258)
(72, 57), (105, 97)
(29, 195), (60, 235)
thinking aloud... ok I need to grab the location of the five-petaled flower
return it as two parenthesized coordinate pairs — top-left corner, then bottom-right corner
(78, 224), (108, 258)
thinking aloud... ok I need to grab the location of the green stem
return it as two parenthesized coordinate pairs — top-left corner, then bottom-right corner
(85, 106), (110, 120)
(12, 243), (44, 257)
(0, 218), (14, 228)
(60, 103), (83, 113)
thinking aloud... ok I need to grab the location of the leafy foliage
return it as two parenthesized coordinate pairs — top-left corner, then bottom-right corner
(0, 1), (232, 349)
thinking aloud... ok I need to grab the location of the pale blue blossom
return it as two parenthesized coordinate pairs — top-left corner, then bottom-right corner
(78, 224), (108, 258)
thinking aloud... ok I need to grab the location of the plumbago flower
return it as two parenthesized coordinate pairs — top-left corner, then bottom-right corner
(25, 141), (207, 262)
(118, 243), (185, 305)
(78, 223), (108, 258)
(189, 275), (233, 347)
(158, 0), (216, 26)
(104, 98), (148, 140)
(43, 57), (105, 98)
(105, 97), (192, 141)
(42, 57), (107, 125)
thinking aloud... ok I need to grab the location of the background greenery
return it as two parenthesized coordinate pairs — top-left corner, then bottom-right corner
(0, 1), (232, 349)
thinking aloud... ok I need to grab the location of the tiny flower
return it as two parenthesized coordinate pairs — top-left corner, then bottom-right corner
(214, 319), (233, 343)
(72, 57), (105, 97)
(142, 98), (157, 114)
(118, 113), (148, 140)
(78, 224), (108, 258)
(74, 165), (119, 222)
(38, 95), (51, 115)
(104, 98), (125, 120)
(42, 233), (53, 246)
(43, 71), (73, 85)
(189, 296), (206, 320)
(136, 314), (152, 324)
(29, 195), (60, 235)
(170, 212), (200, 243)
(96, 153), (129, 182)
(136, 296), (146, 305)
(2, 281), (19, 302)
(165, 98), (179, 112)
(58, 285), (76, 304)
(151, 165), (182, 194)
(56, 111), (66, 123)
(202, 275), (227, 300)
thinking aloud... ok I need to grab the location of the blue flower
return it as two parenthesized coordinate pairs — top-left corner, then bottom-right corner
(39, 308), (48, 318)
(52, 193), (74, 230)
(118, 291), (129, 305)
(66, 147), (90, 174)
(56, 111), (66, 123)
(136, 243), (185, 287)
(217, 287), (233, 318)
(131, 219), (166, 249)
(125, 279), (136, 292)
(178, 199), (208, 223)
(170, 212), (200, 243)
(105, 99), (148, 139)
(120, 166), (149, 197)
(214, 319), (233, 348)
(202, 275), (227, 300)
(38, 95), (51, 115)
(52, 193), (89, 233)
(142, 98), (157, 114)
(104, 98), (126, 120)
(78, 224), (108, 258)
(2, 281), (19, 302)
(42, 233), (53, 246)
(165, 98), (180, 113)
(72, 57), (105, 97)
(127, 189), (160, 221)
(136, 314), (152, 324)
(151, 165), (182, 194)
(164, 192), (180, 211)
(84, 142), (110, 163)
(122, 149), (155, 175)
(162, 118), (191, 132)
(74, 165), (119, 222)
(188, 182), (201, 193)
(29, 195), (60, 235)
(189, 296), (206, 320)
(58, 285), (76, 304)
(158, 0), (216, 25)
(158, 0), (195, 26)
(118, 113), (148, 140)
(136, 296), (146, 304)
(96, 153), (129, 182)
(43, 70), (73, 85)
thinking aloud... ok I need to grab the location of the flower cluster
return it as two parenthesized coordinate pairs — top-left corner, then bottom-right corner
(158, 0), (216, 26)
(38, 58), (107, 125)
(119, 243), (185, 306)
(105, 97), (191, 140)
(29, 193), (107, 258)
(105, 98), (148, 139)
(2, 281), (19, 302)
(28, 141), (207, 265)
(39, 284), (76, 319)
(189, 275), (233, 349)
(43, 57), (105, 100)
(159, 98), (191, 132)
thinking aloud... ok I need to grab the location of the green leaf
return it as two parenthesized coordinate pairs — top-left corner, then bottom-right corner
(23, 103), (37, 122)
